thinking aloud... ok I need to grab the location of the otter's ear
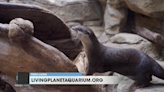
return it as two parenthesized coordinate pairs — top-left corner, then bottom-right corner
(86, 28), (93, 35)
(88, 30), (92, 34)
(83, 30), (91, 35)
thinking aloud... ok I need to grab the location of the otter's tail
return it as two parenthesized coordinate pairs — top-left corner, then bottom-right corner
(153, 61), (164, 80)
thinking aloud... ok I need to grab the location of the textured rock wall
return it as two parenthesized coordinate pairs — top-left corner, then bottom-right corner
(98, 0), (164, 60)
(9, 0), (103, 27)
(104, 0), (128, 35)
(1, 0), (164, 92)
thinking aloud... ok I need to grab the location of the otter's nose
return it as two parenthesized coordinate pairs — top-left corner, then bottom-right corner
(70, 28), (76, 34)
(71, 27), (75, 30)
(71, 27), (78, 32)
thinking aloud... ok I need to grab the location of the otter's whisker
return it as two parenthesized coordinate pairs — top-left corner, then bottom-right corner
(70, 28), (81, 45)
(74, 39), (80, 45)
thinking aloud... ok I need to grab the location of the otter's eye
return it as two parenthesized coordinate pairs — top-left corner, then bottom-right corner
(83, 31), (89, 34)
(77, 28), (81, 31)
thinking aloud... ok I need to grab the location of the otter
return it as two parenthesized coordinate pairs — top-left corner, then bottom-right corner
(70, 26), (164, 88)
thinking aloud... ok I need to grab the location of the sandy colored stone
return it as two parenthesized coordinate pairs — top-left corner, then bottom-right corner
(104, 0), (128, 35)
(123, 0), (164, 20)
(9, 0), (103, 26)
(104, 33), (161, 60)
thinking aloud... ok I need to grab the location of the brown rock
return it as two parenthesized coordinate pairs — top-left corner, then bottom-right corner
(73, 51), (87, 74)
(8, 18), (34, 42)
(134, 85), (164, 92)
(135, 14), (161, 29)
(123, 0), (164, 20)
(0, 2), (82, 59)
(0, 18), (102, 92)
(9, 0), (103, 26)
(97, 0), (107, 11)
(104, 33), (161, 60)
(104, 0), (128, 35)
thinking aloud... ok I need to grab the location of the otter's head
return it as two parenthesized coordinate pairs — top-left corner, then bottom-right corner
(70, 26), (93, 41)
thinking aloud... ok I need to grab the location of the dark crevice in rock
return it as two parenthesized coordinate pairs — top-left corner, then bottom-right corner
(111, 39), (144, 45)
